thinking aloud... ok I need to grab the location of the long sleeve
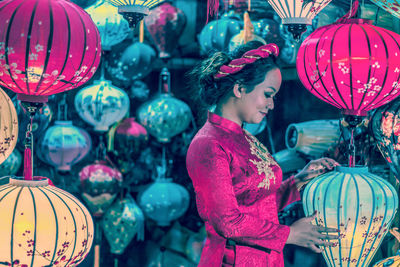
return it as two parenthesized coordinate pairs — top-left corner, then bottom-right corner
(186, 137), (290, 253)
(275, 176), (301, 212)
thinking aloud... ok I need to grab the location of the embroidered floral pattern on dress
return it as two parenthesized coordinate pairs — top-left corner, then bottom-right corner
(243, 130), (277, 190)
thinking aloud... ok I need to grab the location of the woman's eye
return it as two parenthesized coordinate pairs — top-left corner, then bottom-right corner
(265, 93), (274, 99)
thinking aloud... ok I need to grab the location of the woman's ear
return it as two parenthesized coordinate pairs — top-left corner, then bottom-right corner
(233, 84), (245, 98)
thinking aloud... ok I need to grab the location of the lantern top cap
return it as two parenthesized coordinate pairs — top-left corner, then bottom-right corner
(335, 166), (368, 173)
(336, 18), (373, 25)
(9, 177), (49, 187)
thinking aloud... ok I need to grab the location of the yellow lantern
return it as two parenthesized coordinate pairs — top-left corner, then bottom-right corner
(0, 177), (94, 266)
(0, 87), (18, 165)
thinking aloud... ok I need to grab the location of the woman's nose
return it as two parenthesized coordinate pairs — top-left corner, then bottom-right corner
(267, 98), (274, 110)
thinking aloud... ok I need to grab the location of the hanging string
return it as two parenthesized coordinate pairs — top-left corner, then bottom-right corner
(57, 94), (68, 121)
(206, 0), (220, 23)
(248, 0), (251, 12)
(348, 128), (355, 167)
(336, 0), (359, 23)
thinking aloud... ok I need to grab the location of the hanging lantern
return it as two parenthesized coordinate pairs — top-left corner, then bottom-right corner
(267, 0), (332, 40)
(0, 177), (94, 266)
(86, 1), (130, 51)
(0, 0), (101, 103)
(37, 120), (92, 171)
(144, 2), (186, 59)
(0, 149), (22, 176)
(107, 42), (156, 88)
(272, 149), (306, 174)
(74, 79), (130, 132)
(79, 161), (122, 218)
(199, 12), (241, 55)
(285, 120), (340, 158)
(371, 99), (400, 182)
(303, 166), (398, 267)
(106, 0), (164, 29)
(370, 0), (400, 19)
(138, 178), (190, 226)
(137, 68), (192, 143)
(130, 80), (150, 101)
(297, 19), (400, 117)
(101, 194), (144, 255)
(71, 0), (97, 9)
(253, 18), (284, 49)
(0, 88), (18, 165)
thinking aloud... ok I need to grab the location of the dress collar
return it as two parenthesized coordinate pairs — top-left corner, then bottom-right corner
(208, 111), (243, 134)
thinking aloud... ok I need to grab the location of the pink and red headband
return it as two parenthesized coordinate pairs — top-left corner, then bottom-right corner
(214, 43), (279, 79)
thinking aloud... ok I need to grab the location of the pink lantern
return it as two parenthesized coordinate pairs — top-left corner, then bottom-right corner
(0, 0), (101, 103)
(296, 19), (400, 116)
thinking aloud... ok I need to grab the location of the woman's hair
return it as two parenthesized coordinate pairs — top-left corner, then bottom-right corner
(188, 40), (279, 107)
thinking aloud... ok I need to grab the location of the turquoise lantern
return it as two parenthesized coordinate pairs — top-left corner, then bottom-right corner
(303, 166), (398, 266)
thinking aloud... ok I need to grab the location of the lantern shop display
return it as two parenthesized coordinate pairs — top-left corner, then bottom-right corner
(0, 0), (101, 102)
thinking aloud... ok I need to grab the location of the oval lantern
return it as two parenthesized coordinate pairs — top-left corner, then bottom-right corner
(74, 79), (130, 132)
(0, 0), (101, 103)
(0, 177), (94, 266)
(0, 88), (18, 165)
(79, 161), (122, 217)
(297, 19), (400, 117)
(0, 148), (22, 176)
(371, 99), (400, 181)
(86, 1), (130, 51)
(144, 2), (186, 58)
(37, 120), (92, 171)
(138, 178), (190, 226)
(303, 166), (398, 267)
(370, 0), (400, 19)
(101, 194), (145, 255)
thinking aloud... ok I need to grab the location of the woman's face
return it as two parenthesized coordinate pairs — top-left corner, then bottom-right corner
(237, 68), (282, 124)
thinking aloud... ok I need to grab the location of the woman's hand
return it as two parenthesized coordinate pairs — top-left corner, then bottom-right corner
(286, 212), (339, 253)
(294, 157), (339, 191)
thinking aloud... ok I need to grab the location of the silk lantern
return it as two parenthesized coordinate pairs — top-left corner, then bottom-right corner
(370, 0), (400, 19)
(0, 0), (101, 103)
(101, 194), (144, 255)
(71, 0), (97, 9)
(199, 12), (241, 55)
(0, 177), (94, 266)
(303, 166), (398, 267)
(371, 99), (400, 181)
(144, 2), (186, 58)
(37, 120), (92, 171)
(106, 0), (164, 28)
(0, 87), (18, 165)
(86, 0), (130, 51)
(267, 0), (332, 40)
(74, 78), (130, 132)
(285, 120), (340, 158)
(79, 161), (122, 217)
(138, 178), (190, 226)
(0, 149), (22, 176)
(137, 68), (192, 143)
(297, 19), (400, 117)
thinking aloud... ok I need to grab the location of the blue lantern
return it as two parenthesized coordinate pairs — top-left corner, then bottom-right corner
(0, 149), (22, 177)
(37, 120), (92, 171)
(86, 0), (130, 51)
(303, 166), (398, 267)
(74, 79), (130, 132)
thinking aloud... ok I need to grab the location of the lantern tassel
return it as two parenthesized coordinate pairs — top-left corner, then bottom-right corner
(336, 0), (359, 23)
(207, 0), (219, 23)
(23, 115), (34, 181)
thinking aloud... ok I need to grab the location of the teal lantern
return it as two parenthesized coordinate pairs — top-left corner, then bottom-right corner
(86, 0), (130, 51)
(101, 194), (144, 254)
(198, 11), (241, 55)
(0, 149), (22, 177)
(137, 68), (191, 143)
(303, 166), (398, 267)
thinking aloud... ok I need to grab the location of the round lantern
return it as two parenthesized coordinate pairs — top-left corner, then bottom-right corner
(138, 178), (189, 226)
(107, 42), (156, 88)
(370, 0), (400, 19)
(0, 177), (94, 266)
(86, 1), (130, 51)
(71, 0), (97, 9)
(0, 0), (101, 103)
(101, 194), (144, 254)
(297, 19), (400, 116)
(0, 88), (18, 165)
(373, 251), (400, 266)
(37, 120), (92, 171)
(0, 148), (22, 176)
(303, 166), (398, 267)
(79, 161), (122, 217)
(198, 12), (241, 55)
(285, 120), (340, 158)
(371, 98), (400, 181)
(74, 79), (130, 132)
(144, 2), (186, 58)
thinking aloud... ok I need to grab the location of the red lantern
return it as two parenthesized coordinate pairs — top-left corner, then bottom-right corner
(296, 19), (400, 116)
(0, 0), (101, 103)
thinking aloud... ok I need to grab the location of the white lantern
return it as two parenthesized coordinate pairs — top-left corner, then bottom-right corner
(0, 177), (94, 266)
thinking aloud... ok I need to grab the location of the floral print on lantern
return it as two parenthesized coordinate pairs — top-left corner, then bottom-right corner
(370, 0), (400, 18)
(0, 87), (18, 165)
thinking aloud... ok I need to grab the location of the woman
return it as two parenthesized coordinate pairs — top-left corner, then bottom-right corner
(186, 41), (339, 267)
